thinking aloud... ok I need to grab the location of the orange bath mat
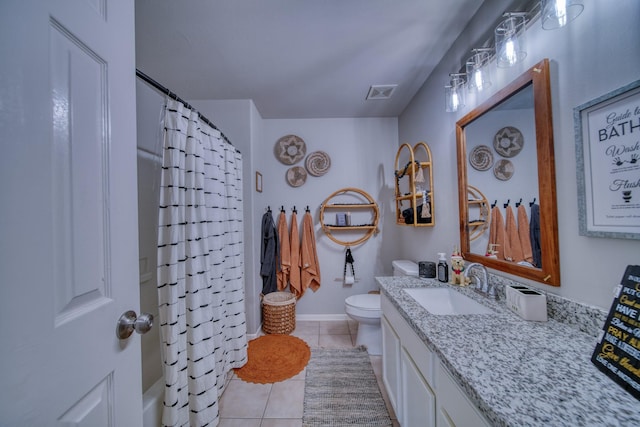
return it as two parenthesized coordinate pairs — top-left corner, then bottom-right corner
(234, 334), (311, 384)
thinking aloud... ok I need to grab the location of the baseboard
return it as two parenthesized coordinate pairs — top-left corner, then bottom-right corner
(248, 314), (351, 339)
(296, 314), (350, 321)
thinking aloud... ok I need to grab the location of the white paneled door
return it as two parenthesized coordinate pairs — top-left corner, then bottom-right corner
(0, 0), (142, 425)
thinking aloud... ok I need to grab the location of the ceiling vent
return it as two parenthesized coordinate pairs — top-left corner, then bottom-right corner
(366, 84), (398, 100)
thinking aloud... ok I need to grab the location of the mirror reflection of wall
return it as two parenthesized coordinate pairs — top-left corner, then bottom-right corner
(465, 84), (539, 259)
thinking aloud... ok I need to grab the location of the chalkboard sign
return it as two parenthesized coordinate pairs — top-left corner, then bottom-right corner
(592, 265), (640, 401)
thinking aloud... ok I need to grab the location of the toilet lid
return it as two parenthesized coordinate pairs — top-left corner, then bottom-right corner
(345, 294), (380, 310)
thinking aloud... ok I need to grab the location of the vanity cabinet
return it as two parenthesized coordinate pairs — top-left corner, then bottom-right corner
(394, 142), (434, 227)
(381, 294), (490, 427)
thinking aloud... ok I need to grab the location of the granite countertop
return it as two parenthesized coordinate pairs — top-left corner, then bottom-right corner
(376, 276), (640, 427)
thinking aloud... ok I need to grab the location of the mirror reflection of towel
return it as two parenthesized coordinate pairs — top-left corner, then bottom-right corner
(488, 206), (510, 261)
(530, 204), (542, 268)
(517, 204), (533, 264)
(505, 206), (523, 263)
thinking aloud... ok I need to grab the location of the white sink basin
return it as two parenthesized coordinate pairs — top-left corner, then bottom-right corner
(404, 287), (494, 315)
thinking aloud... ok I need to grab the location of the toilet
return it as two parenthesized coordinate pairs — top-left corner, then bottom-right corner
(345, 260), (419, 355)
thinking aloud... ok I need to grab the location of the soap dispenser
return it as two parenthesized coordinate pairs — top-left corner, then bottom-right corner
(437, 253), (448, 283)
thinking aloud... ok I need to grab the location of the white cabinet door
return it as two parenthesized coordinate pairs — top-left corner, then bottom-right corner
(382, 315), (401, 418)
(436, 363), (491, 427)
(401, 347), (436, 427)
(0, 0), (141, 425)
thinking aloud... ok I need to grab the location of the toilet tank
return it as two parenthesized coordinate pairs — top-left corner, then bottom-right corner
(392, 260), (419, 277)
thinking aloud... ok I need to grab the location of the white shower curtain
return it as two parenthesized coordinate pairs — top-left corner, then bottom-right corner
(157, 100), (248, 427)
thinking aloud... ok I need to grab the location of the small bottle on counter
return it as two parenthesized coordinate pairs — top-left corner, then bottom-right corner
(437, 253), (448, 283)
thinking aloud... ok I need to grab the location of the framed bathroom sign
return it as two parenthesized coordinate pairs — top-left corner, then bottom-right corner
(574, 79), (640, 240)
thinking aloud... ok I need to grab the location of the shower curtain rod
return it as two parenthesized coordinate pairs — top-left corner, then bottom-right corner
(135, 69), (239, 153)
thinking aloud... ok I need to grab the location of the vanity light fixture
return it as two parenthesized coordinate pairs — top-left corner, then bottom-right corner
(466, 48), (492, 92)
(495, 13), (527, 68)
(541, 0), (584, 30)
(445, 73), (466, 113)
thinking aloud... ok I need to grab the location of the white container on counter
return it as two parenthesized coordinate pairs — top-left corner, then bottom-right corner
(505, 285), (548, 322)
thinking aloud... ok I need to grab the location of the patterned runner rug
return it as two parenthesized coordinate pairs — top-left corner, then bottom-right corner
(303, 347), (393, 427)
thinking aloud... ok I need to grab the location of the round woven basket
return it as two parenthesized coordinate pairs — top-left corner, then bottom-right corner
(262, 292), (296, 334)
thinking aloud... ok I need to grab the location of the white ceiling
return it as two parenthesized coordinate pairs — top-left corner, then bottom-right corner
(135, 0), (486, 119)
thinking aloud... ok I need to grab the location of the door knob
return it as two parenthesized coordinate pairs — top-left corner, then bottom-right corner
(116, 310), (154, 339)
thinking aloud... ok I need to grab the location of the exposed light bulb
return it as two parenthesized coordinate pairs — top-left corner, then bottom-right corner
(473, 69), (484, 91)
(542, 0), (583, 30)
(445, 75), (465, 112)
(503, 37), (519, 66)
(451, 89), (460, 111)
(495, 14), (526, 67)
(554, 0), (568, 27)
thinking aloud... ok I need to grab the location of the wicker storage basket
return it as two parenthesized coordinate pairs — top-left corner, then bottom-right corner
(262, 291), (296, 334)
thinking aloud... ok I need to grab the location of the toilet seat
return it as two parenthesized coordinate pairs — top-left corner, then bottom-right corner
(345, 294), (381, 318)
(344, 293), (382, 355)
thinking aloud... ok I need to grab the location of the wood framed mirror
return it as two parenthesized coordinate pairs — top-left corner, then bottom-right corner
(456, 58), (560, 286)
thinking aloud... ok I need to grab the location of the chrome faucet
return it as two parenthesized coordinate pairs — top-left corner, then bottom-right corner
(464, 263), (497, 299)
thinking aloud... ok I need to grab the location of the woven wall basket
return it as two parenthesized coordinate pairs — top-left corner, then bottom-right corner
(262, 292), (296, 334)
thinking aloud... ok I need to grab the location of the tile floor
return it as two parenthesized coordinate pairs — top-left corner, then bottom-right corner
(218, 320), (399, 427)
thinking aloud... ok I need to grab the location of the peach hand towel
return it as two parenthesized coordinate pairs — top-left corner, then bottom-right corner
(276, 211), (290, 291)
(289, 211), (302, 299)
(488, 206), (510, 261)
(301, 211), (321, 293)
(517, 204), (534, 263)
(505, 206), (523, 262)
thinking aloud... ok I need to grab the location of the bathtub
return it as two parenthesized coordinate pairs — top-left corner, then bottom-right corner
(143, 378), (164, 427)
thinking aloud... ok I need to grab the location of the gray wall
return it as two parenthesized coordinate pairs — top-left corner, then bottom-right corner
(397, 0), (640, 309)
(190, 104), (401, 333)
